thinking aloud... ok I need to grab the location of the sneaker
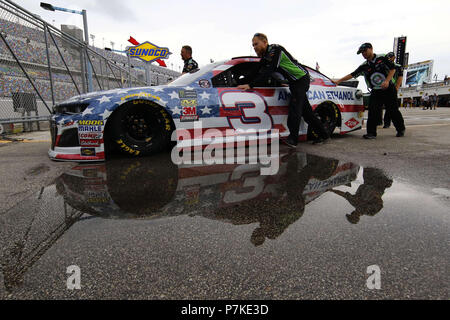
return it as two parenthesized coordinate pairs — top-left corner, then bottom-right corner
(363, 134), (376, 139)
(312, 137), (329, 145)
(396, 130), (405, 137)
(282, 137), (297, 148)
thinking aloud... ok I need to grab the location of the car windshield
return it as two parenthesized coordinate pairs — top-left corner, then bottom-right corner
(168, 61), (226, 86)
(306, 67), (336, 86)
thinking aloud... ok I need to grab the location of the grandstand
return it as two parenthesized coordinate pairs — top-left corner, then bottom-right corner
(0, 17), (180, 103)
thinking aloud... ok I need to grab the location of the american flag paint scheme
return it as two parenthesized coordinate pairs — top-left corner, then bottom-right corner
(49, 57), (365, 161)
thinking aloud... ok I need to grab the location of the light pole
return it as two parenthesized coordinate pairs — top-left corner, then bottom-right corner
(40, 2), (93, 92)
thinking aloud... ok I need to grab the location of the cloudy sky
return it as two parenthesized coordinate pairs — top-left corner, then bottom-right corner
(13, 0), (450, 89)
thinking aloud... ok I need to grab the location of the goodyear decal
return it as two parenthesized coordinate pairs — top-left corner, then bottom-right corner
(126, 41), (171, 63)
(121, 92), (161, 101)
(116, 139), (141, 156)
(160, 109), (172, 131)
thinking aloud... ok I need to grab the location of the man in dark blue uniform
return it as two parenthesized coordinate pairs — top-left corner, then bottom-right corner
(334, 43), (405, 139)
(181, 45), (198, 74)
(383, 52), (404, 128)
(237, 33), (329, 147)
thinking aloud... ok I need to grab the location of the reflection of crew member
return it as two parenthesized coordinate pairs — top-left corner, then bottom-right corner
(331, 167), (393, 224)
(181, 45), (198, 74)
(383, 52), (404, 128)
(334, 43), (406, 139)
(249, 152), (339, 246)
(237, 33), (330, 147)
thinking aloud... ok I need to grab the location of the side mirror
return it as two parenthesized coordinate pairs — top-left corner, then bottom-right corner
(355, 90), (363, 100)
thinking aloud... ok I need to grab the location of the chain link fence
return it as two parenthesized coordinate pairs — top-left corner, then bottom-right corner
(0, 0), (179, 134)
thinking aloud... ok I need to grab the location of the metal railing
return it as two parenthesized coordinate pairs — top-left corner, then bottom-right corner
(0, 0), (179, 133)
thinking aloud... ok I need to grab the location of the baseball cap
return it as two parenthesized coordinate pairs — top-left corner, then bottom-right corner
(357, 43), (372, 54)
(386, 52), (395, 59)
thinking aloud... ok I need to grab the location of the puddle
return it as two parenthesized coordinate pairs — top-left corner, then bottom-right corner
(0, 151), (448, 298)
(432, 188), (450, 198)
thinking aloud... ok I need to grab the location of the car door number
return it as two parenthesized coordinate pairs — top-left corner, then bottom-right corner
(220, 91), (273, 132)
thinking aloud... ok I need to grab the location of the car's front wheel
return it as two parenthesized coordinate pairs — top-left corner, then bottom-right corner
(107, 100), (173, 156)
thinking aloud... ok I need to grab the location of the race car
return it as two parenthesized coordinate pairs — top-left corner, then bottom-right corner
(49, 57), (365, 161)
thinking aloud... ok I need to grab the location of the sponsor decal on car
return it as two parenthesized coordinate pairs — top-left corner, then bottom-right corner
(307, 90), (355, 101)
(178, 89), (197, 99)
(80, 139), (102, 147)
(81, 148), (96, 156)
(78, 120), (104, 126)
(179, 90), (199, 122)
(121, 92), (161, 101)
(198, 79), (211, 88)
(78, 120), (104, 141)
(180, 106), (199, 122)
(79, 132), (102, 139)
(345, 117), (359, 129)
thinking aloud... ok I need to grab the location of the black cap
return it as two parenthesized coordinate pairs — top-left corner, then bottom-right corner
(357, 43), (372, 54)
(386, 52), (395, 59)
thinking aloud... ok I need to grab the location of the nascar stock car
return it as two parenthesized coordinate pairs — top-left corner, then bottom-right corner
(49, 57), (365, 161)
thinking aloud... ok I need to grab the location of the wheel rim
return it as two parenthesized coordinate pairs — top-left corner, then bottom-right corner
(121, 107), (158, 144)
(318, 106), (337, 135)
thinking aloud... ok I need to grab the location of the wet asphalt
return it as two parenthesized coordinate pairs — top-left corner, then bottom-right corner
(0, 108), (449, 299)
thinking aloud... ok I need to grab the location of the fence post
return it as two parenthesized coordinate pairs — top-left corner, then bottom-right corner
(79, 48), (87, 93)
(43, 22), (55, 106)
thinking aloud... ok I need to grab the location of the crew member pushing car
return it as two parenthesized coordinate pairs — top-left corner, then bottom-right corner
(237, 33), (329, 147)
(334, 43), (405, 139)
(181, 45), (198, 74)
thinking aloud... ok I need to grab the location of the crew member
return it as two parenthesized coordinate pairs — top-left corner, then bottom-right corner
(180, 45), (198, 74)
(383, 52), (404, 128)
(237, 33), (329, 147)
(334, 43), (405, 139)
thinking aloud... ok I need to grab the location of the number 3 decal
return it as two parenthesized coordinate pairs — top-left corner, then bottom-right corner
(220, 91), (274, 131)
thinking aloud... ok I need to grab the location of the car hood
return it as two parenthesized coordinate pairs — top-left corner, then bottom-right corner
(59, 86), (167, 105)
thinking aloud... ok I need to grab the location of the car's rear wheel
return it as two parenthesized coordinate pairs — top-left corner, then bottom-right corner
(308, 102), (340, 139)
(108, 100), (173, 156)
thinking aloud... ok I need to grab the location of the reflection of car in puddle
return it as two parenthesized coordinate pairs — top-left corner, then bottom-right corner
(56, 153), (179, 219)
(1, 152), (395, 291)
(56, 152), (361, 245)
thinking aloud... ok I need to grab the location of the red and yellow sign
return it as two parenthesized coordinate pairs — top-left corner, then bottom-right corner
(126, 41), (171, 63)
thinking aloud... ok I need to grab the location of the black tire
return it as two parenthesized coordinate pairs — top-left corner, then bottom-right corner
(108, 100), (173, 156)
(105, 154), (178, 217)
(308, 102), (340, 139)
